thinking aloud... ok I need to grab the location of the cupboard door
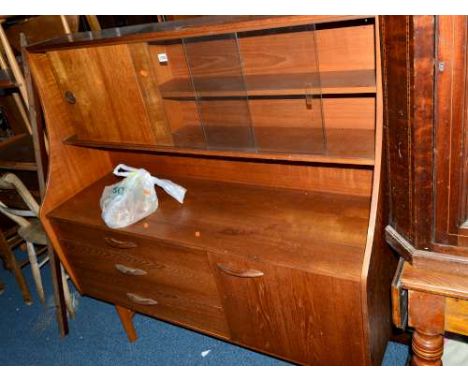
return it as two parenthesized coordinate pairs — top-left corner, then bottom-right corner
(47, 44), (161, 145)
(209, 253), (365, 365)
(435, 16), (468, 247)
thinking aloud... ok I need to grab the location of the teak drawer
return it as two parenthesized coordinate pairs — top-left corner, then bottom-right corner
(55, 220), (219, 298)
(53, 220), (229, 337)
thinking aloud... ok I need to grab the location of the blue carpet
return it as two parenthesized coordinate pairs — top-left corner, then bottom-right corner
(0, 251), (409, 365)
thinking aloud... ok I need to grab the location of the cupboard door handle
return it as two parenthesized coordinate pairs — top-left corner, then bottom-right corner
(114, 264), (147, 276)
(104, 236), (138, 249)
(126, 293), (158, 305)
(216, 263), (264, 278)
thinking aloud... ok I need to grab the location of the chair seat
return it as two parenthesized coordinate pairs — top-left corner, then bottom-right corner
(17, 219), (47, 245)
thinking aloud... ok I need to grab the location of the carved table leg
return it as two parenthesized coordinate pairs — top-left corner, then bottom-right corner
(408, 290), (445, 366)
(411, 329), (444, 366)
(115, 305), (138, 342)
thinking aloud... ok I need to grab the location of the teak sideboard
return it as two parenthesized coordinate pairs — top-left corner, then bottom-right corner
(26, 16), (397, 365)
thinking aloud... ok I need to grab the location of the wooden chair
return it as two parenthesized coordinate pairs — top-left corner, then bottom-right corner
(0, 172), (74, 315)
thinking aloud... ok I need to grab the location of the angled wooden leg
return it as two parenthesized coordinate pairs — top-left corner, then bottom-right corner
(49, 247), (69, 336)
(115, 305), (138, 342)
(0, 231), (32, 304)
(60, 265), (75, 319)
(26, 241), (45, 303)
(408, 290), (445, 366)
(0, 278), (4, 294)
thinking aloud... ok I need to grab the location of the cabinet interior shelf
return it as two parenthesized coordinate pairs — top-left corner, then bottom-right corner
(159, 70), (376, 99)
(64, 127), (375, 166)
(0, 134), (38, 171)
(49, 173), (371, 281)
(0, 69), (16, 90)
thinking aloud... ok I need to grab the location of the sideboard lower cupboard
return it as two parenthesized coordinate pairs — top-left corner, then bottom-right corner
(25, 16), (397, 365)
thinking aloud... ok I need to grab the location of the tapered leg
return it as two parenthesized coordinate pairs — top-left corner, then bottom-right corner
(61, 265), (75, 318)
(411, 329), (444, 366)
(0, 278), (4, 294)
(115, 305), (138, 342)
(48, 247), (69, 336)
(26, 241), (45, 303)
(0, 231), (32, 304)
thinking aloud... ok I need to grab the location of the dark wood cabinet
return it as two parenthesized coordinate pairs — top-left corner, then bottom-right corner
(382, 15), (468, 366)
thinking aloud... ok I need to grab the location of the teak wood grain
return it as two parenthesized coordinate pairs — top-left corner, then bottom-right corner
(48, 174), (370, 281)
(210, 251), (366, 365)
(27, 15), (395, 365)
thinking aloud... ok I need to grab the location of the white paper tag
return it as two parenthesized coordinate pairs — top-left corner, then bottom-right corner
(157, 53), (168, 63)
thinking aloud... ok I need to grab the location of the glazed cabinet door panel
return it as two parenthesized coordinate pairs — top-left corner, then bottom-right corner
(47, 44), (162, 145)
(209, 253), (366, 365)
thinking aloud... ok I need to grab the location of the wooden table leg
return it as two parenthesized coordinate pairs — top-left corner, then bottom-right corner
(408, 290), (445, 366)
(411, 329), (444, 366)
(115, 305), (138, 342)
(0, 278), (4, 294)
(0, 230), (32, 304)
(48, 246), (69, 336)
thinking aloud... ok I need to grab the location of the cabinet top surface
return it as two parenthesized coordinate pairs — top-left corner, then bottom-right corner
(26, 15), (370, 52)
(49, 173), (370, 281)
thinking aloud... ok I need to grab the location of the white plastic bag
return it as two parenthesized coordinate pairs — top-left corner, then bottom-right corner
(100, 164), (186, 229)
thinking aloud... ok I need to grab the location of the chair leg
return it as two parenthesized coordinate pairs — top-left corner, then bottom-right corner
(0, 231), (32, 304)
(26, 241), (45, 303)
(0, 278), (4, 294)
(60, 265), (75, 318)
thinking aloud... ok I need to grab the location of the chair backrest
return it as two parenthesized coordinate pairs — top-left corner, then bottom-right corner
(0, 173), (39, 228)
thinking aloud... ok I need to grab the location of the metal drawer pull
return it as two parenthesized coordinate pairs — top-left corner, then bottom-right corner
(126, 293), (158, 305)
(114, 264), (147, 276)
(104, 236), (138, 249)
(216, 263), (264, 278)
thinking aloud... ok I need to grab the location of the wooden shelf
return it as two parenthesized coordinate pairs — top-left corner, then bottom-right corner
(49, 173), (371, 281)
(0, 134), (37, 171)
(0, 69), (16, 90)
(64, 127), (375, 166)
(159, 70), (376, 99)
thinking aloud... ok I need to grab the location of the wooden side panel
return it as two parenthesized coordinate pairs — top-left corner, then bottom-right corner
(361, 18), (398, 365)
(47, 44), (159, 145)
(381, 16), (413, 242)
(209, 252), (366, 365)
(27, 51), (113, 286)
(382, 16), (435, 249)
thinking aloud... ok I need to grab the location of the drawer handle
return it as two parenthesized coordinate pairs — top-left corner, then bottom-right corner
(115, 264), (147, 276)
(126, 293), (158, 305)
(104, 236), (138, 249)
(216, 263), (264, 278)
